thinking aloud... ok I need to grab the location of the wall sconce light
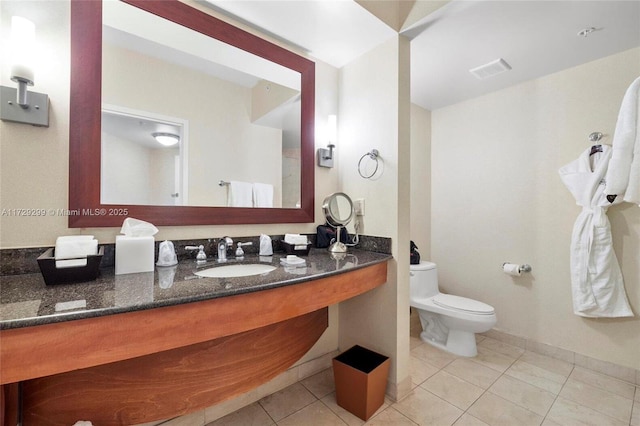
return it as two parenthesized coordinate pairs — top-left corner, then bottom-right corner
(0, 16), (49, 127)
(152, 132), (180, 146)
(318, 114), (337, 168)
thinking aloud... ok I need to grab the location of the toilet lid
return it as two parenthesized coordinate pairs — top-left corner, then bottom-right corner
(433, 294), (494, 315)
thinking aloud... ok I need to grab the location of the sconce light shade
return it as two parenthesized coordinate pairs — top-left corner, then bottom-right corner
(10, 16), (36, 86)
(0, 16), (49, 127)
(318, 115), (337, 168)
(152, 132), (180, 146)
(328, 114), (337, 144)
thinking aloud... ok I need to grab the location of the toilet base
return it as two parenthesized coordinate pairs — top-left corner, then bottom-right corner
(415, 308), (482, 357)
(420, 329), (478, 357)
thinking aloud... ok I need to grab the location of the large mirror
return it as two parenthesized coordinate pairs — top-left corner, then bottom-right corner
(69, 0), (315, 227)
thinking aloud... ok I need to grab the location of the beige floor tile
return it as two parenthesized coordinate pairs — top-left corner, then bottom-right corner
(559, 377), (633, 423)
(488, 375), (555, 416)
(320, 392), (365, 426)
(467, 392), (543, 426)
(301, 368), (335, 399)
(452, 413), (489, 426)
(545, 397), (628, 426)
(364, 407), (418, 425)
(477, 337), (525, 359)
(393, 386), (463, 425)
(632, 401), (640, 426)
(320, 392), (390, 426)
(162, 411), (205, 426)
(420, 370), (484, 410)
(519, 351), (573, 378)
(472, 346), (517, 373)
(540, 418), (563, 426)
(570, 366), (636, 399)
(410, 336), (424, 351)
(443, 359), (501, 390)
(636, 386), (640, 401)
(504, 360), (565, 394)
(410, 354), (440, 388)
(410, 342), (458, 369)
(277, 400), (346, 426)
(206, 403), (274, 426)
(259, 383), (316, 422)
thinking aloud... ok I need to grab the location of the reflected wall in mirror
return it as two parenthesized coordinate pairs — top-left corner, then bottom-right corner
(69, 0), (315, 227)
(101, 0), (301, 208)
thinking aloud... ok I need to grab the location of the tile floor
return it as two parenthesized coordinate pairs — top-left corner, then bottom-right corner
(206, 323), (640, 426)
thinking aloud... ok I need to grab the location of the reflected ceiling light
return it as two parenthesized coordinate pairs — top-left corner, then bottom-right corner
(152, 132), (180, 146)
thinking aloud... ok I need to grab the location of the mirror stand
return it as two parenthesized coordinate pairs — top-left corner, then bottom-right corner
(328, 225), (347, 253)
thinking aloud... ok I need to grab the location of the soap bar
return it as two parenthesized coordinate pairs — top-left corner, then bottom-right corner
(115, 235), (155, 275)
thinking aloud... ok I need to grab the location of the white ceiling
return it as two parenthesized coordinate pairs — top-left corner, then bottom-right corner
(206, 0), (640, 111)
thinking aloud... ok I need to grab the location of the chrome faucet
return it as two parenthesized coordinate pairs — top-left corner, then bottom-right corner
(217, 237), (233, 262)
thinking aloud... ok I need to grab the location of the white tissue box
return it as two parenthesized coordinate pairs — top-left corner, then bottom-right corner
(115, 235), (155, 275)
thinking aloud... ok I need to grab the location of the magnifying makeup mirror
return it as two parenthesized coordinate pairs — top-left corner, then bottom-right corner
(322, 192), (354, 253)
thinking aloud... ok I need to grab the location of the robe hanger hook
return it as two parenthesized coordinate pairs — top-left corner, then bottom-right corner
(588, 132), (603, 143)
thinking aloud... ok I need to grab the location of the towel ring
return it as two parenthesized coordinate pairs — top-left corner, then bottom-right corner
(358, 149), (380, 179)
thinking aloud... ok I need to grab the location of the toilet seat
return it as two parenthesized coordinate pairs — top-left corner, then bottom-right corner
(433, 294), (494, 315)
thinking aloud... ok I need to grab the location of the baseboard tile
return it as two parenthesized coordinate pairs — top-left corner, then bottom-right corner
(484, 328), (639, 385)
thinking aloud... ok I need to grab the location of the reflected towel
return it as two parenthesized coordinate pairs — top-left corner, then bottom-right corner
(605, 76), (640, 204)
(227, 181), (253, 207)
(253, 182), (274, 207)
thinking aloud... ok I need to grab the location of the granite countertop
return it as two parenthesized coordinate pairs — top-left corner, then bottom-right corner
(0, 248), (391, 330)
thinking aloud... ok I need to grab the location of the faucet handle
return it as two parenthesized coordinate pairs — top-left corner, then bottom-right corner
(235, 241), (252, 257)
(185, 245), (206, 261)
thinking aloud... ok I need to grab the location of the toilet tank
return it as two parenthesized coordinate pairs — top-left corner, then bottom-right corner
(409, 261), (439, 298)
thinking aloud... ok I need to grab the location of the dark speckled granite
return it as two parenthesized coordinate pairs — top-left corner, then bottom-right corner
(0, 234), (390, 275)
(0, 248), (391, 330)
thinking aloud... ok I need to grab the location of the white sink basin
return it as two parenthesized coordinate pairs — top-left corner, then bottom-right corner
(195, 263), (277, 278)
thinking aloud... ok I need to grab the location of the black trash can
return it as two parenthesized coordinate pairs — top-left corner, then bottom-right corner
(332, 345), (390, 421)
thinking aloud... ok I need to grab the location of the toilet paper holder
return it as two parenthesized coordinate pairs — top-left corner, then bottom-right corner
(502, 262), (532, 274)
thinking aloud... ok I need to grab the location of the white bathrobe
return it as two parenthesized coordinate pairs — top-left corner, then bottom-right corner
(559, 145), (634, 318)
(605, 76), (640, 205)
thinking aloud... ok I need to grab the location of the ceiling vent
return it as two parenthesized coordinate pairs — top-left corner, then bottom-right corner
(469, 58), (512, 80)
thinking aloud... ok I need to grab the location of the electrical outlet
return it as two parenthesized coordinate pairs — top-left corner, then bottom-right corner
(354, 198), (365, 216)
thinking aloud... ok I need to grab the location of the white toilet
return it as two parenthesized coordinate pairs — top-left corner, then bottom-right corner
(410, 261), (496, 357)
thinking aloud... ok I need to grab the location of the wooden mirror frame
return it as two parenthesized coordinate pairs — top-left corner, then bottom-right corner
(69, 0), (315, 227)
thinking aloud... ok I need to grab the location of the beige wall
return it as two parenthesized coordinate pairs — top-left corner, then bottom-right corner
(431, 47), (640, 370)
(337, 35), (412, 399)
(103, 43), (283, 208)
(410, 103), (431, 258)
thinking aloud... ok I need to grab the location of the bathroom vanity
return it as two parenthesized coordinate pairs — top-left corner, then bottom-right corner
(0, 249), (390, 425)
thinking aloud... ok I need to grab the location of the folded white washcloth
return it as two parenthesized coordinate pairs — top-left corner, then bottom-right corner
(56, 235), (95, 242)
(56, 259), (90, 269)
(55, 237), (98, 259)
(284, 234), (308, 246)
(55, 236), (98, 268)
